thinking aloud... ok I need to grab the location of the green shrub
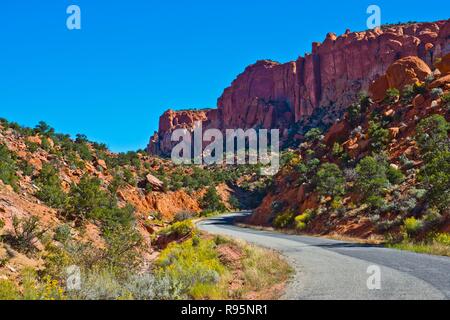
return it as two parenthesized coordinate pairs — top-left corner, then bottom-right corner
(173, 211), (194, 223)
(404, 217), (423, 236)
(65, 175), (111, 220)
(386, 166), (405, 185)
(273, 210), (295, 228)
(305, 128), (323, 143)
(0, 144), (19, 190)
(200, 186), (226, 214)
(416, 115), (449, 161)
(155, 238), (224, 300)
(368, 121), (390, 151)
(385, 88), (400, 103)
(54, 224), (72, 244)
(0, 279), (20, 300)
(160, 220), (194, 238)
(419, 151), (450, 211)
(294, 209), (314, 230)
(35, 163), (67, 208)
(401, 84), (415, 102)
(434, 233), (450, 246)
(355, 156), (390, 207)
(315, 163), (345, 198)
(347, 103), (361, 125)
(4, 216), (47, 254)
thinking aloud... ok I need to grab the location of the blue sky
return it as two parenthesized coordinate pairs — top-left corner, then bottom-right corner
(0, 1), (448, 152)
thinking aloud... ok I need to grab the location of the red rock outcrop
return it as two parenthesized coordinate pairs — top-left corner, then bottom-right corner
(149, 20), (450, 156)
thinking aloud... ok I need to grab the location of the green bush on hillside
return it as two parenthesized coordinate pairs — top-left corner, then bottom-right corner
(35, 163), (67, 209)
(0, 144), (19, 190)
(315, 163), (345, 198)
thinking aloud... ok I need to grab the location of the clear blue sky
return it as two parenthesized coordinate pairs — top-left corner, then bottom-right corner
(1, 1), (448, 152)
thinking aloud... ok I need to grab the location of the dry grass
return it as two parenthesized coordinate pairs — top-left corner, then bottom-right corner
(389, 240), (450, 257)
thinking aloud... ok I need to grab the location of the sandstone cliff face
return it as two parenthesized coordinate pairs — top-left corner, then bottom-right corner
(149, 20), (450, 156)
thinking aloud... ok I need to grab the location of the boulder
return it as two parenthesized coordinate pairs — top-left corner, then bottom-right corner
(436, 53), (450, 75)
(145, 174), (164, 192)
(385, 56), (432, 91)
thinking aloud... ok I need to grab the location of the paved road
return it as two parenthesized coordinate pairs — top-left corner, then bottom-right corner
(197, 213), (450, 300)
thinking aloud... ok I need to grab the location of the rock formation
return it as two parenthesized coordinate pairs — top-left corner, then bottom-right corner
(148, 20), (450, 156)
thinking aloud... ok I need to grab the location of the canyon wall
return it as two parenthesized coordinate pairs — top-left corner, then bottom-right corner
(148, 20), (450, 156)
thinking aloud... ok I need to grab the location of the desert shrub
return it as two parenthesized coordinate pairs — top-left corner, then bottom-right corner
(430, 88), (444, 99)
(124, 273), (156, 300)
(200, 186), (226, 214)
(355, 156), (390, 207)
(18, 160), (34, 177)
(35, 163), (67, 208)
(413, 81), (427, 95)
(173, 211), (193, 222)
(123, 168), (136, 186)
(160, 220), (194, 238)
(228, 195), (241, 210)
(386, 166), (405, 185)
(273, 210), (295, 228)
(53, 224), (71, 244)
(416, 115), (449, 161)
(385, 88), (400, 103)
(403, 217), (423, 237)
(401, 84), (415, 102)
(315, 163), (345, 198)
(25, 141), (39, 153)
(347, 103), (361, 125)
(155, 238), (224, 299)
(34, 121), (54, 137)
(294, 209), (314, 230)
(4, 216), (47, 254)
(442, 92), (450, 106)
(399, 154), (415, 170)
(0, 279), (20, 300)
(102, 224), (142, 273)
(73, 270), (129, 300)
(368, 121), (390, 151)
(0, 144), (19, 190)
(305, 128), (323, 143)
(434, 233), (450, 246)
(332, 142), (344, 158)
(419, 150), (450, 211)
(65, 175), (111, 220)
(108, 171), (126, 195)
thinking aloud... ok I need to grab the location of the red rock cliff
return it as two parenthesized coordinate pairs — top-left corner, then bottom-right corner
(149, 20), (450, 156)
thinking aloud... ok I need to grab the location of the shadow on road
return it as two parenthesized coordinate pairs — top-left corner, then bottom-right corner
(200, 213), (384, 249)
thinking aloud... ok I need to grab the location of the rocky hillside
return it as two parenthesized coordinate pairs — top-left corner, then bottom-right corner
(0, 120), (271, 299)
(149, 20), (450, 156)
(247, 54), (450, 246)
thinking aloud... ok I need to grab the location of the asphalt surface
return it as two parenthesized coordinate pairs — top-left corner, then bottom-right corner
(197, 212), (450, 300)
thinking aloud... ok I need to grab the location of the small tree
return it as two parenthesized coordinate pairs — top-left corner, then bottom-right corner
(0, 144), (19, 190)
(315, 163), (345, 198)
(65, 175), (111, 220)
(35, 163), (67, 208)
(355, 156), (390, 207)
(305, 128), (323, 143)
(200, 186), (226, 214)
(385, 88), (400, 104)
(34, 121), (54, 137)
(416, 115), (449, 161)
(419, 151), (450, 212)
(368, 121), (390, 151)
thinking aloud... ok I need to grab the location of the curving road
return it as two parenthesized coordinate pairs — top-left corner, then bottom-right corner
(197, 212), (450, 300)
